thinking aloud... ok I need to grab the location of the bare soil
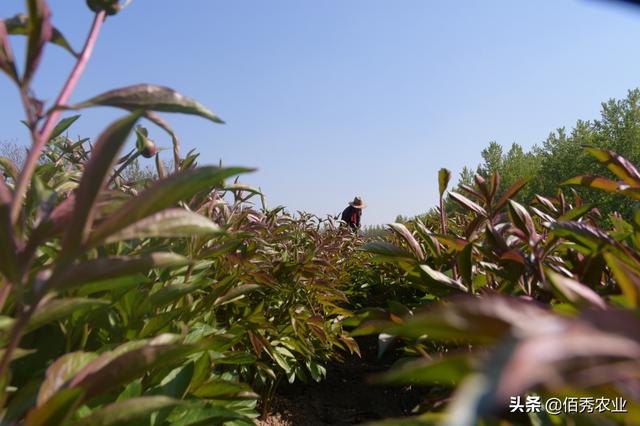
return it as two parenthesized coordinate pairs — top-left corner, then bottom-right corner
(256, 336), (425, 426)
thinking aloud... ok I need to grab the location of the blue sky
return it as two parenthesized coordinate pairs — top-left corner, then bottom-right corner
(2, 0), (640, 225)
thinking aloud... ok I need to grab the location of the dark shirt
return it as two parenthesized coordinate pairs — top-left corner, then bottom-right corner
(340, 205), (361, 229)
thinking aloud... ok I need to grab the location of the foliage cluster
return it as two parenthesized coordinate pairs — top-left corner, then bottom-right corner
(0, 2), (361, 424)
(356, 148), (640, 425)
(2, 2), (640, 426)
(448, 89), (640, 221)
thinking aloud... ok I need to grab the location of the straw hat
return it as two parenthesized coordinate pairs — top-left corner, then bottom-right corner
(349, 196), (367, 209)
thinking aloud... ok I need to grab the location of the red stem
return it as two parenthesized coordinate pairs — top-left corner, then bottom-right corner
(10, 11), (106, 225)
(0, 10), (107, 398)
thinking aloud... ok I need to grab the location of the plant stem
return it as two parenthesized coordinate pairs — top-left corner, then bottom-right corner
(10, 11), (106, 225)
(439, 197), (447, 235)
(0, 304), (33, 392)
(1, 10), (107, 398)
(108, 148), (139, 185)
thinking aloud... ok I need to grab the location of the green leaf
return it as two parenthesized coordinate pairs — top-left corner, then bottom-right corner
(138, 311), (179, 338)
(373, 353), (472, 386)
(116, 380), (142, 401)
(3, 379), (41, 423)
(104, 209), (221, 243)
(37, 352), (97, 406)
(27, 298), (109, 333)
(24, 388), (84, 426)
(419, 265), (467, 293)
(223, 183), (262, 195)
(457, 243), (473, 286)
(68, 84), (225, 124)
(88, 166), (250, 245)
(212, 352), (257, 365)
(365, 417), (440, 426)
(551, 221), (616, 252)
(5, 13), (77, 57)
(584, 146), (640, 187)
(0, 156), (18, 181)
(0, 176), (18, 282)
(155, 363), (194, 401)
(386, 295), (543, 342)
(69, 396), (182, 426)
(438, 168), (451, 198)
(62, 113), (141, 255)
(604, 253), (640, 308)
(48, 252), (190, 291)
(0, 347), (36, 362)
(561, 175), (623, 193)
(557, 204), (594, 222)
(168, 406), (252, 426)
(545, 269), (607, 310)
(77, 274), (148, 296)
(69, 343), (197, 402)
(147, 284), (201, 308)
(363, 241), (417, 263)
(49, 115), (81, 140)
(24, 195), (75, 255)
(191, 381), (252, 399)
(214, 284), (261, 306)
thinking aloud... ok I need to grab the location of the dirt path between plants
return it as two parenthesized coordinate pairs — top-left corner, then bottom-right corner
(256, 336), (424, 425)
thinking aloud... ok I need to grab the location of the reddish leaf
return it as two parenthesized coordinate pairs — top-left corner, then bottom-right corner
(551, 221), (616, 251)
(545, 269), (607, 310)
(494, 177), (530, 212)
(88, 166), (250, 246)
(459, 184), (483, 201)
(419, 265), (468, 293)
(489, 171), (501, 200)
(62, 113), (141, 255)
(0, 19), (18, 83)
(449, 192), (487, 217)
(68, 84), (225, 124)
(5, 13), (77, 57)
(584, 146), (640, 187)
(37, 352), (96, 406)
(500, 249), (525, 265)
(508, 200), (538, 241)
(530, 206), (554, 223)
(23, 0), (53, 86)
(389, 223), (425, 261)
(533, 194), (558, 213)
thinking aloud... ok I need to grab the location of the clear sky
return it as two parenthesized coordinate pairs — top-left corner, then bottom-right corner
(2, 0), (640, 225)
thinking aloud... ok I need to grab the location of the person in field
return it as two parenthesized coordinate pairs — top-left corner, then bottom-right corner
(340, 196), (366, 229)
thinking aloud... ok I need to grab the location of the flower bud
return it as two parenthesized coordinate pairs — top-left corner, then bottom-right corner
(140, 139), (157, 158)
(86, 0), (121, 16)
(135, 125), (157, 158)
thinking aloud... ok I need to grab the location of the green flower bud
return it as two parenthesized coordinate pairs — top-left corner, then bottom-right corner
(135, 125), (157, 158)
(86, 0), (121, 16)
